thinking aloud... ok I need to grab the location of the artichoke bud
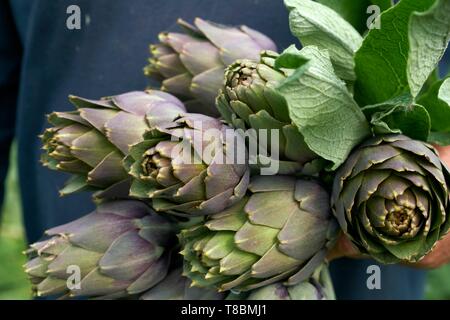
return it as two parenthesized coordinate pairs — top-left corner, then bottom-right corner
(217, 51), (320, 176)
(24, 200), (176, 299)
(126, 113), (250, 217)
(40, 90), (186, 198)
(180, 176), (338, 292)
(331, 134), (450, 263)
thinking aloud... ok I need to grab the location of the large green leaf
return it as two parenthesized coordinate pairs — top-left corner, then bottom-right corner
(354, 0), (450, 106)
(285, 0), (363, 81)
(315, 0), (393, 34)
(408, 0), (450, 97)
(417, 78), (450, 131)
(276, 46), (371, 169)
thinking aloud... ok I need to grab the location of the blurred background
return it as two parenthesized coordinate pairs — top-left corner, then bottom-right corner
(1, 144), (450, 299)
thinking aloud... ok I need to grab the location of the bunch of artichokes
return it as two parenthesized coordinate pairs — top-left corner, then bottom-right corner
(28, 7), (450, 301)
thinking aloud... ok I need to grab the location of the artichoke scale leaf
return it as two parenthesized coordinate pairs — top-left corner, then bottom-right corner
(295, 179), (330, 217)
(104, 112), (149, 155)
(99, 231), (162, 280)
(283, 125), (317, 163)
(36, 277), (68, 297)
(278, 209), (329, 261)
(194, 18), (264, 65)
(374, 175), (411, 201)
(156, 53), (188, 78)
(219, 249), (258, 276)
(382, 234), (430, 262)
(245, 191), (296, 229)
(243, 267), (298, 292)
(350, 145), (401, 178)
(78, 108), (117, 134)
(57, 159), (91, 174)
(355, 170), (390, 207)
(129, 179), (158, 199)
(48, 110), (90, 127)
(285, 249), (327, 286)
(70, 129), (116, 168)
(179, 41), (222, 75)
(234, 222), (278, 256)
(203, 232), (235, 260)
(70, 267), (130, 298)
(205, 200), (248, 232)
(366, 196), (388, 228)
(87, 151), (128, 188)
(69, 95), (115, 109)
(47, 246), (101, 278)
(59, 175), (92, 196)
(162, 73), (193, 98)
(127, 255), (170, 295)
(191, 66), (226, 109)
(354, 220), (387, 255)
(250, 244), (300, 279)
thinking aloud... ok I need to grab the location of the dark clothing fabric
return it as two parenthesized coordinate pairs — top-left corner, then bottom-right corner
(0, 0), (430, 299)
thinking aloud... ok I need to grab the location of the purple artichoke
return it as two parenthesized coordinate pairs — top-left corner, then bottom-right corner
(145, 18), (277, 117)
(24, 200), (176, 299)
(41, 90), (186, 197)
(124, 113), (250, 216)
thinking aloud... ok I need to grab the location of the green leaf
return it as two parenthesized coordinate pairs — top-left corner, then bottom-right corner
(428, 131), (450, 145)
(354, 0), (446, 105)
(284, 0), (363, 81)
(276, 46), (371, 169)
(408, 0), (450, 97)
(315, 0), (392, 34)
(372, 104), (431, 141)
(370, 0), (393, 11)
(417, 78), (450, 131)
(362, 94), (431, 141)
(274, 45), (310, 70)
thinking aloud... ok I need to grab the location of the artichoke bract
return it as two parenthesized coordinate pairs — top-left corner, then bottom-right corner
(41, 90), (186, 197)
(145, 18), (277, 117)
(217, 51), (319, 175)
(24, 200), (176, 299)
(331, 135), (450, 263)
(140, 268), (225, 300)
(228, 263), (335, 300)
(125, 112), (250, 217)
(180, 176), (338, 292)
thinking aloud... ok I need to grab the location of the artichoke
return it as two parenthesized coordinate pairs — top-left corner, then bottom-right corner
(41, 90), (186, 197)
(180, 176), (338, 292)
(140, 268), (225, 300)
(125, 113), (250, 216)
(331, 134), (450, 263)
(228, 263), (335, 300)
(217, 51), (319, 175)
(24, 200), (176, 299)
(145, 18), (277, 117)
